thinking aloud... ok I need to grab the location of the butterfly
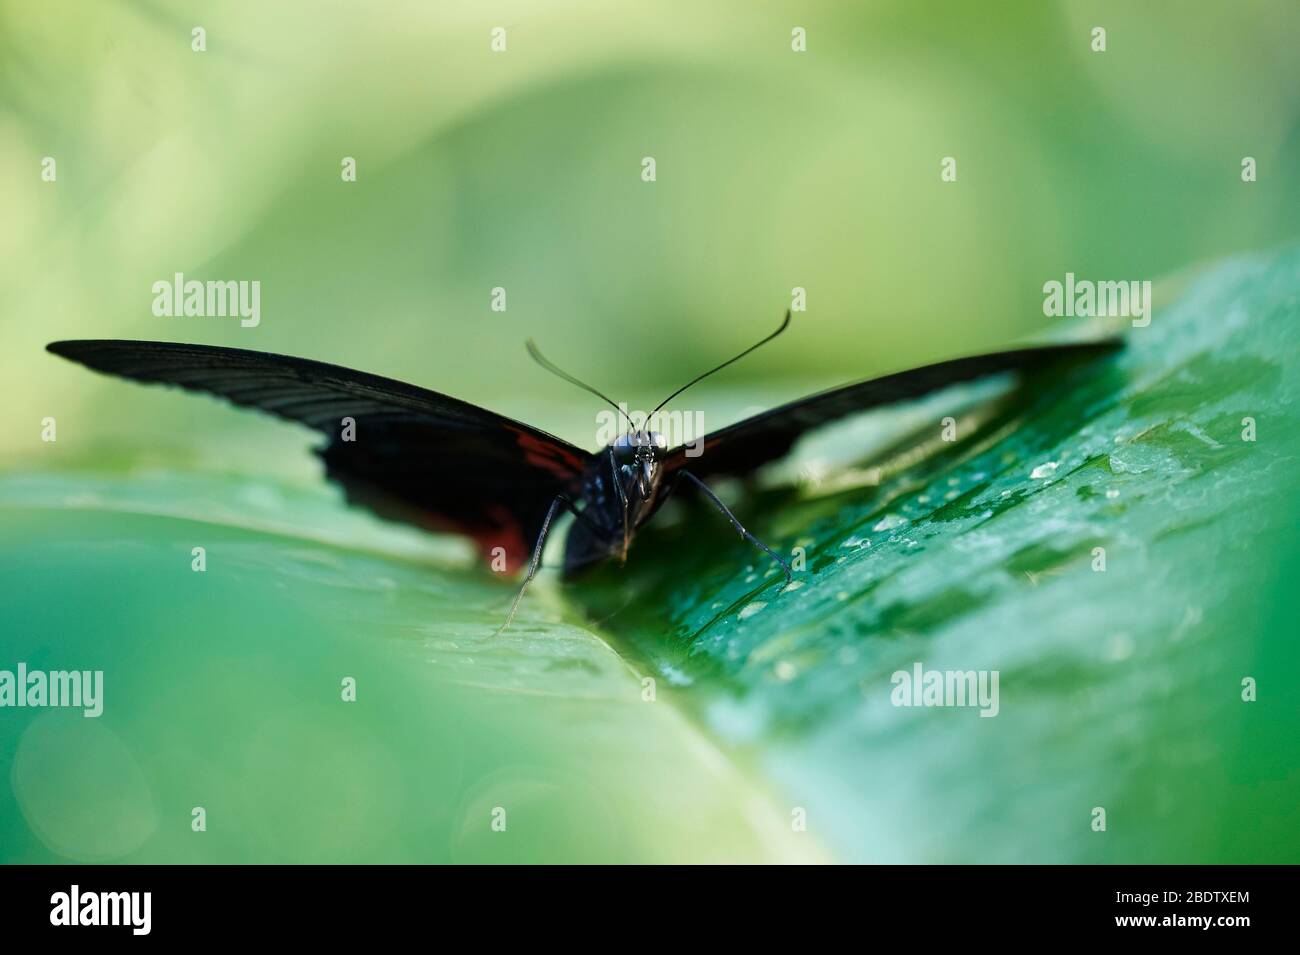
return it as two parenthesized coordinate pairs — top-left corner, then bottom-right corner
(47, 316), (1118, 629)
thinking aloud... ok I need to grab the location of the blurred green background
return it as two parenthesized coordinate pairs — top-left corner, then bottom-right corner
(3, 0), (1298, 451)
(0, 1), (1297, 863)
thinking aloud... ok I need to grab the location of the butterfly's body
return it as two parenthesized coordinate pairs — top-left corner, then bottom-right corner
(46, 319), (1119, 629)
(564, 431), (669, 575)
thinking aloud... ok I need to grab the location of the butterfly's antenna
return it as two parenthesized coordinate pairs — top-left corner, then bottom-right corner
(526, 339), (636, 432)
(650, 310), (791, 417)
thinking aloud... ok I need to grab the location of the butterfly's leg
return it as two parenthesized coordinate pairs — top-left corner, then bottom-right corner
(496, 494), (567, 634)
(676, 470), (793, 583)
(608, 446), (631, 562)
(557, 492), (605, 537)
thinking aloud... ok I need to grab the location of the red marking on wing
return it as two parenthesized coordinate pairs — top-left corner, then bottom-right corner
(509, 427), (586, 480)
(466, 507), (531, 574)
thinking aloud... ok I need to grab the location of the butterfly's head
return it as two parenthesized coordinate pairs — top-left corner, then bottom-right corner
(612, 430), (667, 496)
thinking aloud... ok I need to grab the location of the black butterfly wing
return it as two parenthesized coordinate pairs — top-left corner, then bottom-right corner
(661, 340), (1121, 479)
(46, 340), (592, 571)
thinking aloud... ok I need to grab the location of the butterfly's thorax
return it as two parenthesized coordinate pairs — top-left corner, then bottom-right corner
(564, 431), (669, 576)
